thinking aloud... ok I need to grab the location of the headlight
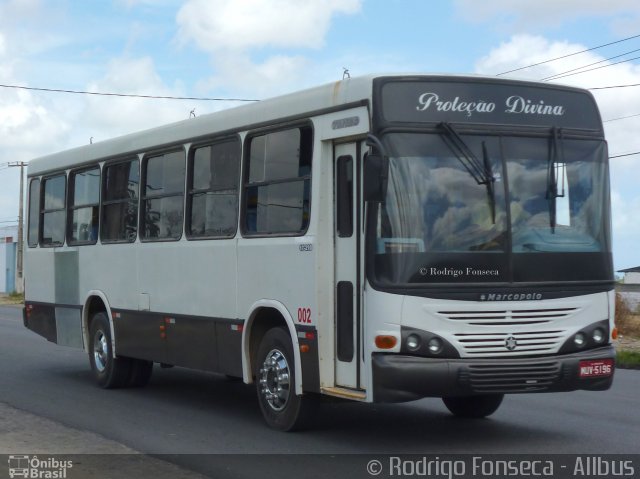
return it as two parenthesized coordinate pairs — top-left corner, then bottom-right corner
(592, 328), (605, 344)
(559, 320), (610, 354)
(428, 337), (443, 354)
(406, 334), (421, 351)
(399, 327), (460, 358)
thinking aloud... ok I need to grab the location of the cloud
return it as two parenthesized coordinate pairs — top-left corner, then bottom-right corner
(176, 0), (361, 52)
(198, 53), (310, 99)
(79, 56), (199, 140)
(0, 51), (71, 158)
(175, 0), (361, 98)
(454, 0), (640, 31)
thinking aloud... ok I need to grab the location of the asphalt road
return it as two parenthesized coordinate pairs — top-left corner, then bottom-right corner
(1, 304), (638, 477)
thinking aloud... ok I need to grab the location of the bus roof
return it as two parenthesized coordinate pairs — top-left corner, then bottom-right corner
(27, 73), (596, 176)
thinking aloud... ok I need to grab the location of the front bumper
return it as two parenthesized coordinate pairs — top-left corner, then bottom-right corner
(372, 345), (615, 403)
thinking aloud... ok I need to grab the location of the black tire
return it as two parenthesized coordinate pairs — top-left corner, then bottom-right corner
(442, 394), (504, 418)
(255, 327), (313, 431)
(88, 312), (131, 389)
(127, 359), (153, 388)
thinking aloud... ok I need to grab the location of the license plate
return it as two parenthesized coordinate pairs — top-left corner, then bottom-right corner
(579, 359), (614, 378)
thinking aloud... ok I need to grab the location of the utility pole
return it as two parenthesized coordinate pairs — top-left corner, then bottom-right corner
(8, 161), (27, 294)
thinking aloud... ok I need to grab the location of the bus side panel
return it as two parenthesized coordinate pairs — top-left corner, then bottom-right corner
(216, 321), (244, 377)
(24, 303), (57, 343)
(165, 315), (218, 371)
(24, 248), (84, 347)
(82, 244), (140, 315)
(113, 310), (167, 363)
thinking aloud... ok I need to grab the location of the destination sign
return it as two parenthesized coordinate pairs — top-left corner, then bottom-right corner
(377, 79), (602, 131)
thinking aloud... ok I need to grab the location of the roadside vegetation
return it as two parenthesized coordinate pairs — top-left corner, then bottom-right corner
(616, 350), (640, 370)
(0, 292), (24, 305)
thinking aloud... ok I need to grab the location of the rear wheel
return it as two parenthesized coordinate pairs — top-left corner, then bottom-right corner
(255, 327), (313, 431)
(89, 312), (131, 389)
(442, 394), (504, 418)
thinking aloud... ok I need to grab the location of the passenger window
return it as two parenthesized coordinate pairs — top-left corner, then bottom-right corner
(141, 150), (185, 240)
(187, 139), (240, 238)
(27, 178), (40, 248)
(244, 126), (312, 235)
(68, 167), (100, 244)
(102, 159), (139, 242)
(41, 174), (66, 246)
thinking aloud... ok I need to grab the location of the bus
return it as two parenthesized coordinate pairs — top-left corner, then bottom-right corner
(23, 74), (615, 431)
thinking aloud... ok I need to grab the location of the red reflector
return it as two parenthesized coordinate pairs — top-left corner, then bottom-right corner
(579, 359), (614, 378)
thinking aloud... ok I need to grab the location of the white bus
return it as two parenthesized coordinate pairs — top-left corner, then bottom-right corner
(23, 74), (616, 430)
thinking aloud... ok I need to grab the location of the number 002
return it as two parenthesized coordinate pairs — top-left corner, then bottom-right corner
(297, 308), (311, 323)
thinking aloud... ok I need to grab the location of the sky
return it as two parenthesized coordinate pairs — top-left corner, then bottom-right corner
(1, 0), (639, 271)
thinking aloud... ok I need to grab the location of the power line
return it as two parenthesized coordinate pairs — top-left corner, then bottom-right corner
(497, 33), (640, 76)
(541, 47), (640, 81)
(544, 54), (640, 81)
(610, 151), (640, 159)
(590, 83), (640, 90)
(0, 83), (259, 102)
(603, 113), (640, 122)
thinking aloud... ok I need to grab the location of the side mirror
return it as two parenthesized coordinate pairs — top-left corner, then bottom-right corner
(363, 153), (388, 202)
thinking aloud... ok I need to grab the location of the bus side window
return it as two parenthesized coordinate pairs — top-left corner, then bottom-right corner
(102, 159), (140, 243)
(27, 178), (40, 247)
(187, 138), (240, 238)
(68, 167), (100, 245)
(243, 126), (312, 236)
(141, 150), (185, 241)
(40, 174), (66, 247)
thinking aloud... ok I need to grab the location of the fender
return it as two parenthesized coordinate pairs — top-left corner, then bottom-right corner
(242, 299), (303, 395)
(82, 290), (119, 357)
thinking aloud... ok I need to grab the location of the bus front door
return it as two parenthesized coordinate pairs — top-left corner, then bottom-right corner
(334, 142), (362, 390)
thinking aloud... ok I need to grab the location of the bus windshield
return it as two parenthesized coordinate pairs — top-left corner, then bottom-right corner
(371, 131), (612, 285)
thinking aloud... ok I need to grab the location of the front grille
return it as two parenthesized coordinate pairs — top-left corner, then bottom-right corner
(460, 361), (562, 393)
(438, 307), (577, 326)
(453, 330), (565, 356)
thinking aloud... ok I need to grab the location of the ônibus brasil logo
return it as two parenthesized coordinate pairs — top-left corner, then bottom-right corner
(8, 455), (73, 478)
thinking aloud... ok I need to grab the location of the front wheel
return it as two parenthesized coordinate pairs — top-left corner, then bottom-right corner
(442, 394), (504, 418)
(255, 327), (313, 431)
(88, 312), (131, 389)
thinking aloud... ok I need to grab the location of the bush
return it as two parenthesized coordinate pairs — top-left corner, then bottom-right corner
(615, 292), (640, 337)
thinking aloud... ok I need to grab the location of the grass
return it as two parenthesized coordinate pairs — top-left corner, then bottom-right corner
(0, 292), (24, 305)
(617, 350), (640, 370)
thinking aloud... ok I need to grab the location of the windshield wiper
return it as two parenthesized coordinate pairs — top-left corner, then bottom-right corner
(439, 122), (496, 223)
(482, 141), (496, 224)
(547, 127), (566, 233)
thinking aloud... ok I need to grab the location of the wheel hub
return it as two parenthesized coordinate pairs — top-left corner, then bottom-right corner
(258, 349), (290, 411)
(93, 330), (108, 372)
